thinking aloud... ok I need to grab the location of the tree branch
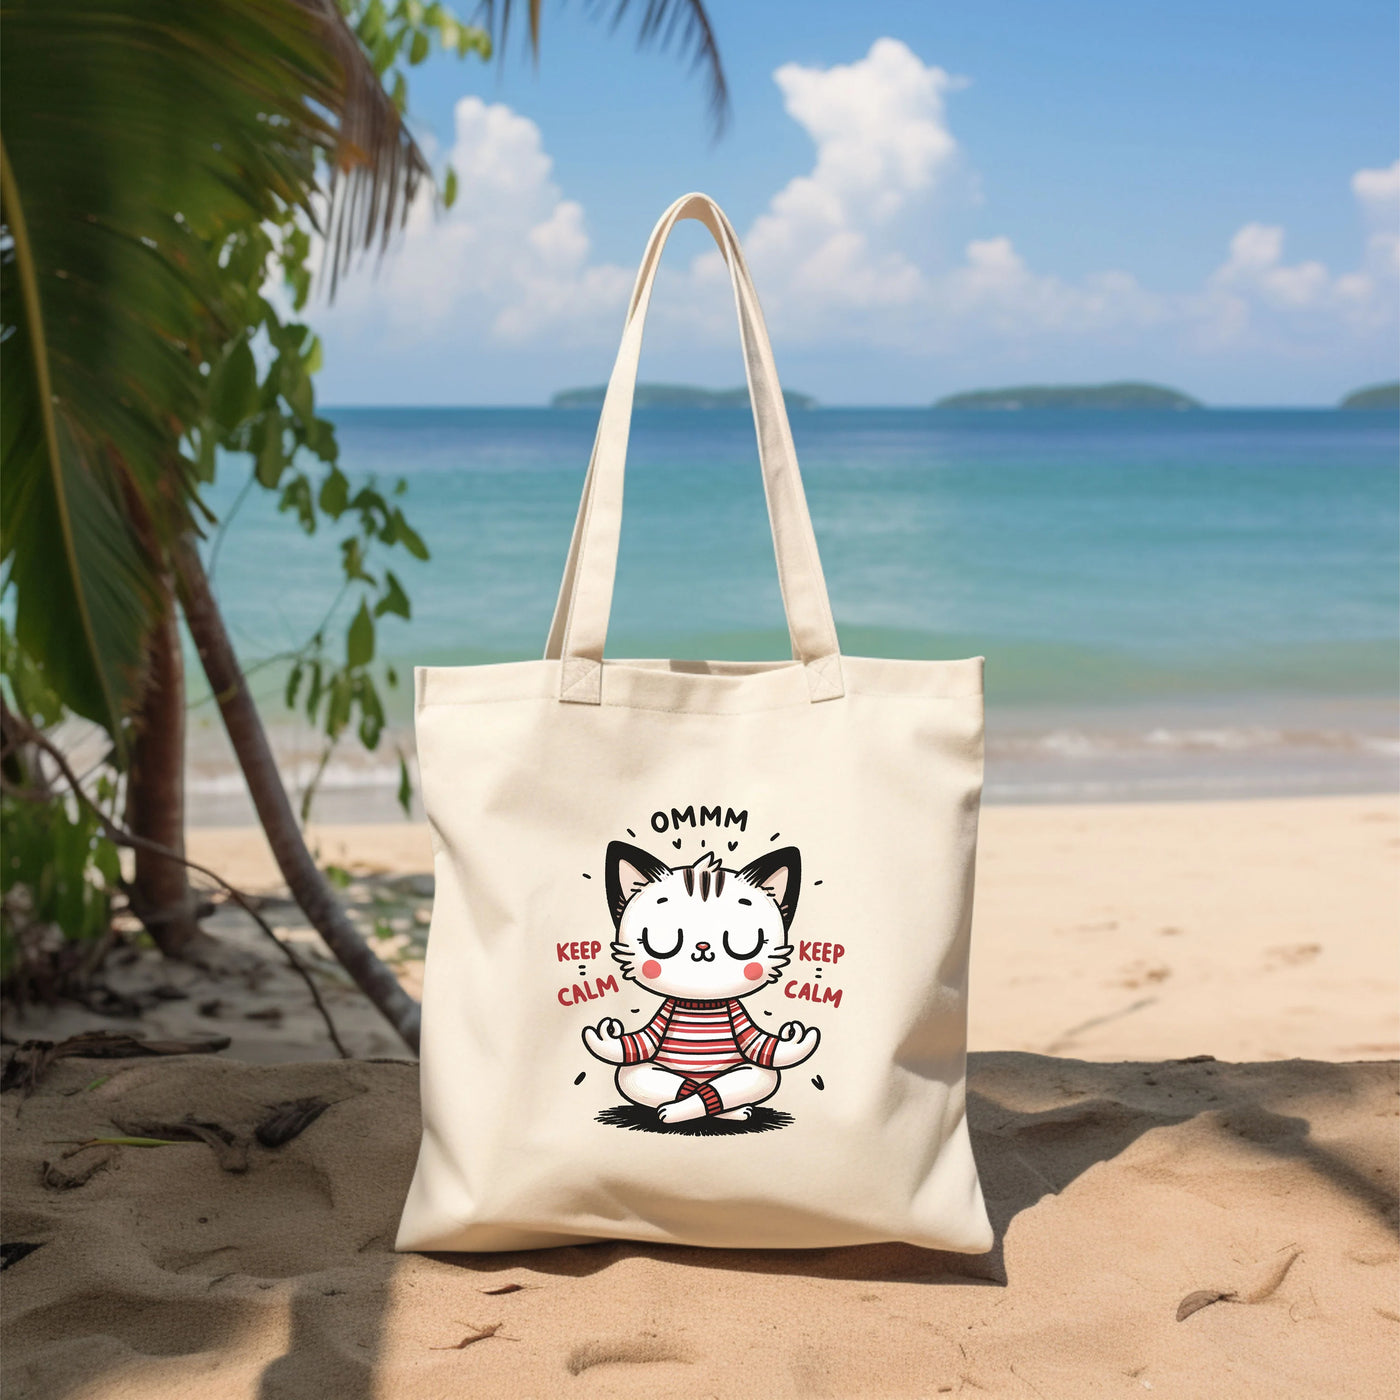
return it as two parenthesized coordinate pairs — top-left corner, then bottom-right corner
(0, 704), (350, 1060)
(172, 535), (420, 1052)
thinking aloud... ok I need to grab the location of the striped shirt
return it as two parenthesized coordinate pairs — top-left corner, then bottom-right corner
(619, 998), (779, 1077)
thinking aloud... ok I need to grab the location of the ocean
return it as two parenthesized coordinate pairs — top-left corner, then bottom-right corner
(189, 407), (1399, 820)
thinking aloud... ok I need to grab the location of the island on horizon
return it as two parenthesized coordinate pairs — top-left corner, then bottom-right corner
(551, 382), (817, 411)
(934, 381), (1201, 411)
(1339, 382), (1400, 410)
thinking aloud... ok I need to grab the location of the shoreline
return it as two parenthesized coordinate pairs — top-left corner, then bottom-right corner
(5, 793), (1393, 1066)
(178, 693), (1399, 827)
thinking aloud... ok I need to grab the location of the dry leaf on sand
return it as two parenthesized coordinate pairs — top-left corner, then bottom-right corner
(430, 1322), (512, 1350)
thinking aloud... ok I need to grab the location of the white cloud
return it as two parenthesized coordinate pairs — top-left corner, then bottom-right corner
(694, 39), (1166, 348)
(1353, 159), (1400, 219)
(1211, 223), (1332, 309)
(739, 38), (958, 326)
(329, 96), (630, 345)
(928, 237), (1163, 346)
(318, 42), (1398, 388)
(1190, 166), (1399, 348)
(1351, 158), (1400, 293)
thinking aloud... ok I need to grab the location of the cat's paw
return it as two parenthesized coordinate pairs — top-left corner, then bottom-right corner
(658, 1097), (707, 1124)
(716, 1106), (754, 1122)
(581, 1018), (627, 1063)
(772, 1020), (820, 1067)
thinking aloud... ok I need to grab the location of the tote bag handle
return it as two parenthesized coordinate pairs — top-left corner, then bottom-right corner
(543, 193), (844, 705)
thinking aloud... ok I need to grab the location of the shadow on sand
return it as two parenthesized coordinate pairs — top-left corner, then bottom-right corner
(2, 1051), (1395, 1400)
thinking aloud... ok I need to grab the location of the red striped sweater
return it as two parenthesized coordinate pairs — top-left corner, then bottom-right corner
(619, 998), (779, 1077)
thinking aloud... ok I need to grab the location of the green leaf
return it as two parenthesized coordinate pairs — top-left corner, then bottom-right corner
(278, 473), (314, 532)
(1, 621), (65, 728)
(351, 485), (389, 531)
(280, 356), (314, 426)
(442, 165), (458, 209)
(390, 509), (429, 560)
(303, 335), (323, 375)
(340, 536), (374, 583)
(390, 69), (407, 112)
(285, 661), (304, 709)
(346, 600), (375, 668)
(254, 411), (285, 489)
(359, 0), (385, 44)
(459, 25), (490, 58)
(325, 672), (353, 737)
(305, 660), (324, 721)
(357, 676), (384, 748)
(304, 416), (337, 463)
(289, 265), (311, 312)
(209, 338), (258, 431)
(374, 570), (411, 619)
(193, 429), (217, 484)
(397, 749), (413, 816)
(409, 28), (430, 64)
(318, 466), (349, 518)
(324, 863), (352, 889)
(0, 152), (154, 748)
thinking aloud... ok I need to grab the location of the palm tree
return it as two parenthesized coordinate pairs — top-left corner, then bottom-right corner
(1, 0), (725, 1051)
(3, 0), (439, 1042)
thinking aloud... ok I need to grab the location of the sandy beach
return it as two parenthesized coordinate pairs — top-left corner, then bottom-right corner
(8, 793), (1393, 1065)
(3, 793), (1397, 1397)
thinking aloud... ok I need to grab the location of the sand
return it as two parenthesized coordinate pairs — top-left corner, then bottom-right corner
(2, 794), (1397, 1396)
(2, 1051), (1395, 1398)
(11, 794), (1390, 1065)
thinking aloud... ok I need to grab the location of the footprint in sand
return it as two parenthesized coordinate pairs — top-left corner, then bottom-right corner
(566, 1338), (691, 1375)
(1265, 943), (1322, 967)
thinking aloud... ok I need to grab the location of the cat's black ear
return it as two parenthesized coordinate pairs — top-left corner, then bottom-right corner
(737, 846), (801, 930)
(605, 841), (670, 927)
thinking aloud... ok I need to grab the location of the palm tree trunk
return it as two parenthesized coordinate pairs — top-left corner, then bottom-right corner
(124, 576), (203, 956)
(172, 535), (421, 1053)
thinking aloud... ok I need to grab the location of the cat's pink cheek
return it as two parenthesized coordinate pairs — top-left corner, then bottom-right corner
(642, 960), (662, 979)
(744, 962), (765, 981)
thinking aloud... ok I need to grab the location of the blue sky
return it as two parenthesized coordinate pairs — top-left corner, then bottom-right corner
(312, 0), (1399, 406)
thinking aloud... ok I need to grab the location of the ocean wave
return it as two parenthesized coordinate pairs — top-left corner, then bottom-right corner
(988, 724), (1399, 759)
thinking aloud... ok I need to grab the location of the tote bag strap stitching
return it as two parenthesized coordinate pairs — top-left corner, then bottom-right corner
(544, 193), (843, 705)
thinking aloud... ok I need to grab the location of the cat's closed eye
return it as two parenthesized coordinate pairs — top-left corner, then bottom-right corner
(722, 927), (765, 960)
(640, 925), (683, 959)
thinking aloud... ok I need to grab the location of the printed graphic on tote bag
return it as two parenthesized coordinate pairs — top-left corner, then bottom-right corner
(581, 838), (821, 1134)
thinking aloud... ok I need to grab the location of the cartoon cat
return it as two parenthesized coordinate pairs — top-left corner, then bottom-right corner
(581, 841), (820, 1125)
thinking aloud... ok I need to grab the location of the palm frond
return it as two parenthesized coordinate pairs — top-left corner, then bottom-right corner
(0, 144), (156, 737)
(0, 0), (427, 740)
(299, 0), (432, 294)
(476, 0), (729, 137)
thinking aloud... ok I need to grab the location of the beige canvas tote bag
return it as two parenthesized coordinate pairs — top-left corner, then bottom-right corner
(397, 193), (992, 1254)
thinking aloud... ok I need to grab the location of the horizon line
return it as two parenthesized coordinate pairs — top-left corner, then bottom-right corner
(318, 401), (1397, 413)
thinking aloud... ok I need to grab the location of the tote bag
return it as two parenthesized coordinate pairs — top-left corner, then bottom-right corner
(397, 193), (992, 1254)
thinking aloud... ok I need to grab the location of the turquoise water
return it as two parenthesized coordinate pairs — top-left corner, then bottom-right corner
(193, 408), (1398, 813)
